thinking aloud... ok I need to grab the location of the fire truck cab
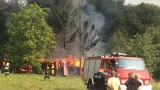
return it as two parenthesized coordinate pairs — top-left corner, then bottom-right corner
(82, 53), (152, 90)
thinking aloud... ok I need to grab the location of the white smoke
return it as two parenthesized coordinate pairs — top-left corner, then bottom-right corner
(80, 3), (107, 56)
(5, 0), (27, 6)
(54, 1), (107, 59)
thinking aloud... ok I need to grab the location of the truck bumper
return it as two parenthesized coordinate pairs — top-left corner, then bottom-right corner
(120, 85), (127, 90)
(142, 84), (152, 90)
(120, 85), (152, 90)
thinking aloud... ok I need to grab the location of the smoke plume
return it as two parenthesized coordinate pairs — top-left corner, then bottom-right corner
(80, 3), (106, 56)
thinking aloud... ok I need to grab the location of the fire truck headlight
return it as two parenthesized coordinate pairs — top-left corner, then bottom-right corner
(121, 79), (126, 84)
(145, 80), (150, 85)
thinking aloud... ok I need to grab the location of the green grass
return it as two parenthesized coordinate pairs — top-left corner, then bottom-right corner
(152, 80), (160, 90)
(0, 73), (86, 90)
(0, 73), (160, 90)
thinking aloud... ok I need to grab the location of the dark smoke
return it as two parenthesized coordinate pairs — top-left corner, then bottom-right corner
(73, 0), (125, 58)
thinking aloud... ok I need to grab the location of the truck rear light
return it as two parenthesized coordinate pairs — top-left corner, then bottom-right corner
(144, 80), (150, 85)
(121, 79), (126, 84)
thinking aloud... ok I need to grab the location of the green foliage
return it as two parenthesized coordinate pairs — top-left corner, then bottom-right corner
(130, 33), (157, 73)
(108, 26), (160, 78)
(0, 1), (7, 55)
(143, 27), (160, 79)
(0, 0), (21, 56)
(28, 0), (77, 33)
(136, 3), (160, 26)
(5, 4), (57, 73)
(123, 3), (160, 36)
(28, 0), (78, 49)
(106, 3), (160, 78)
(51, 0), (72, 29)
(107, 29), (129, 53)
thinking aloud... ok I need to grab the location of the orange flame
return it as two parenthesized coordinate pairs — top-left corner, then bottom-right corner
(61, 55), (80, 67)
(39, 55), (80, 75)
(40, 55), (80, 68)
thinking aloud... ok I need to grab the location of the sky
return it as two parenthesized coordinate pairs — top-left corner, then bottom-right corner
(125, 0), (160, 6)
(5, 0), (160, 6)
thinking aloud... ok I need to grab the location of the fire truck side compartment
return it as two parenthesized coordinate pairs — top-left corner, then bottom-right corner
(83, 59), (101, 84)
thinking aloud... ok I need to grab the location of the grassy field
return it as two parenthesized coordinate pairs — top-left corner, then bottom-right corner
(0, 73), (160, 90)
(152, 80), (160, 90)
(0, 74), (86, 90)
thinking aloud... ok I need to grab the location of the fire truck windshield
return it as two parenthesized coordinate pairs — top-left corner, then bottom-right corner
(118, 59), (146, 70)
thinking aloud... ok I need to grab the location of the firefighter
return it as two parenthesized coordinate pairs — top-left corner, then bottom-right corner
(109, 60), (119, 78)
(4, 63), (9, 77)
(93, 68), (106, 90)
(44, 66), (50, 80)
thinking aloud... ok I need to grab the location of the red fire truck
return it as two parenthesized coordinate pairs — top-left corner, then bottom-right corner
(82, 53), (152, 90)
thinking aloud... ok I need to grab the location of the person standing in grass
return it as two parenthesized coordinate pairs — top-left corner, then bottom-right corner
(44, 66), (50, 80)
(4, 63), (10, 77)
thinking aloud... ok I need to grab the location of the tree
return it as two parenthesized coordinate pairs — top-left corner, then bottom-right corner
(143, 27), (160, 79)
(130, 34), (157, 73)
(51, 0), (78, 49)
(0, 0), (21, 57)
(0, 0), (8, 56)
(121, 3), (160, 37)
(107, 29), (129, 53)
(5, 4), (57, 73)
(28, 0), (78, 49)
(105, 3), (160, 78)
(78, 20), (100, 56)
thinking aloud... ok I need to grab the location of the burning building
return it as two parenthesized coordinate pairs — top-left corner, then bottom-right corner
(41, 55), (80, 76)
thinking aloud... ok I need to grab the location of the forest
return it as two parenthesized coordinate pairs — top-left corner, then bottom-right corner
(0, 0), (160, 79)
